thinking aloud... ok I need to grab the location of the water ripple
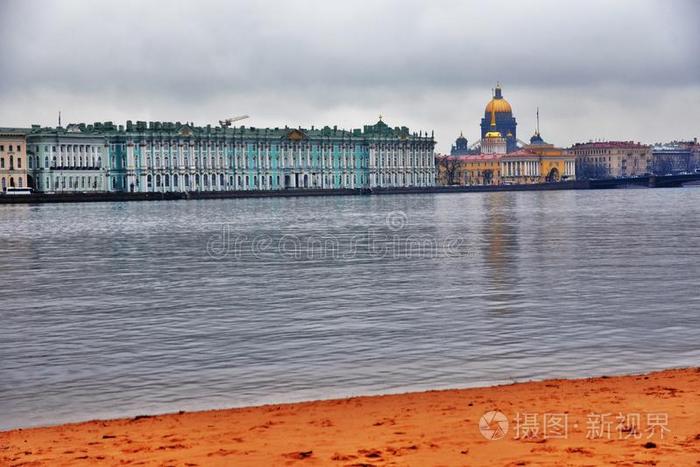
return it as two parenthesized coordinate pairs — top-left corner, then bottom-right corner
(1, 189), (699, 429)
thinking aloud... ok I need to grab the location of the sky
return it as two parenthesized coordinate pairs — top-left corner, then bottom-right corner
(0, 0), (698, 153)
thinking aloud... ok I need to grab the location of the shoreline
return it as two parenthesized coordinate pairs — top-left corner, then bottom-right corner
(0, 181), (585, 205)
(1, 174), (698, 205)
(3, 368), (698, 465)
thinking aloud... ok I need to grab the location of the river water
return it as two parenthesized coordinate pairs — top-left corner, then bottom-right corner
(1, 188), (699, 429)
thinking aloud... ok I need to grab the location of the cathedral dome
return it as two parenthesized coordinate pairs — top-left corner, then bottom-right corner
(485, 97), (512, 114)
(484, 84), (512, 114)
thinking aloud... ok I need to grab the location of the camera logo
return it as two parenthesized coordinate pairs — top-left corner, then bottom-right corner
(479, 411), (509, 440)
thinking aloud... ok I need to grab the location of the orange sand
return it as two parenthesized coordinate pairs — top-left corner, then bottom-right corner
(2, 368), (699, 466)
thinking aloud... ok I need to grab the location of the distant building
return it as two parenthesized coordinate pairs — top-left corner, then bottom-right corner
(571, 141), (651, 178)
(26, 125), (109, 193)
(436, 153), (501, 186)
(500, 147), (576, 184)
(480, 102), (507, 155)
(500, 117), (576, 183)
(651, 139), (699, 174)
(480, 84), (517, 153)
(0, 128), (29, 192)
(437, 106), (575, 186)
(450, 132), (469, 155)
(459, 154), (502, 185)
(500, 150), (546, 184)
(21, 118), (435, 192)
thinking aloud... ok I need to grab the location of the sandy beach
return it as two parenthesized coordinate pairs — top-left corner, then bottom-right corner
(2, 368), (698, 466)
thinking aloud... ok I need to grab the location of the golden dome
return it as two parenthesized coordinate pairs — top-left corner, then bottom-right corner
(485, 98), (512, 114)
(485, 130), (502, 138)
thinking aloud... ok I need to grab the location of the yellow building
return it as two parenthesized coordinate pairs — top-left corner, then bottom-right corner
(436, 154), (502, 186)
(0, 128), (28, 192)
(500, 111), (576, 183)
(458, 154), (502, 185)
(501, 145), (576, 183)
(571, 141), (651, 178)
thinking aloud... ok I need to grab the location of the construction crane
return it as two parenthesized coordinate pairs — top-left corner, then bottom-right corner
(219, 115), (249, 128)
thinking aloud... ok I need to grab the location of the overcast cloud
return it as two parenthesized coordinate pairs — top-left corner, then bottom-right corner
(1, 0), (698, 152)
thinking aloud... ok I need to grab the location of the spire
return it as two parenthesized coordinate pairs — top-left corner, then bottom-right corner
(490, 101), (497, 128)
(530, 107), (545, 145)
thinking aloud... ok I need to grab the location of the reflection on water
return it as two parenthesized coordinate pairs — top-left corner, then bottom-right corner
(481, 192), (520, 311)
(1, 188), (699, 430)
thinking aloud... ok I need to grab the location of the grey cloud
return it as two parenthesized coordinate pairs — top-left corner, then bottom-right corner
(1, 0), (698, 152)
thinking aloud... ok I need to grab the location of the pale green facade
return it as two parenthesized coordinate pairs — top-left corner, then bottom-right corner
(24, 118), (436, 193)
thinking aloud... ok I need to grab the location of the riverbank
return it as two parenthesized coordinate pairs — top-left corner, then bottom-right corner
(2, 368), (698, 466)
(0, 181), (584, 204)
(2, 174), (699, 204)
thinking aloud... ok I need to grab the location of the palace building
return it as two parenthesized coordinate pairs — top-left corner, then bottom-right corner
(23, 118), (436, 193)
(26, 125), (109, 193)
